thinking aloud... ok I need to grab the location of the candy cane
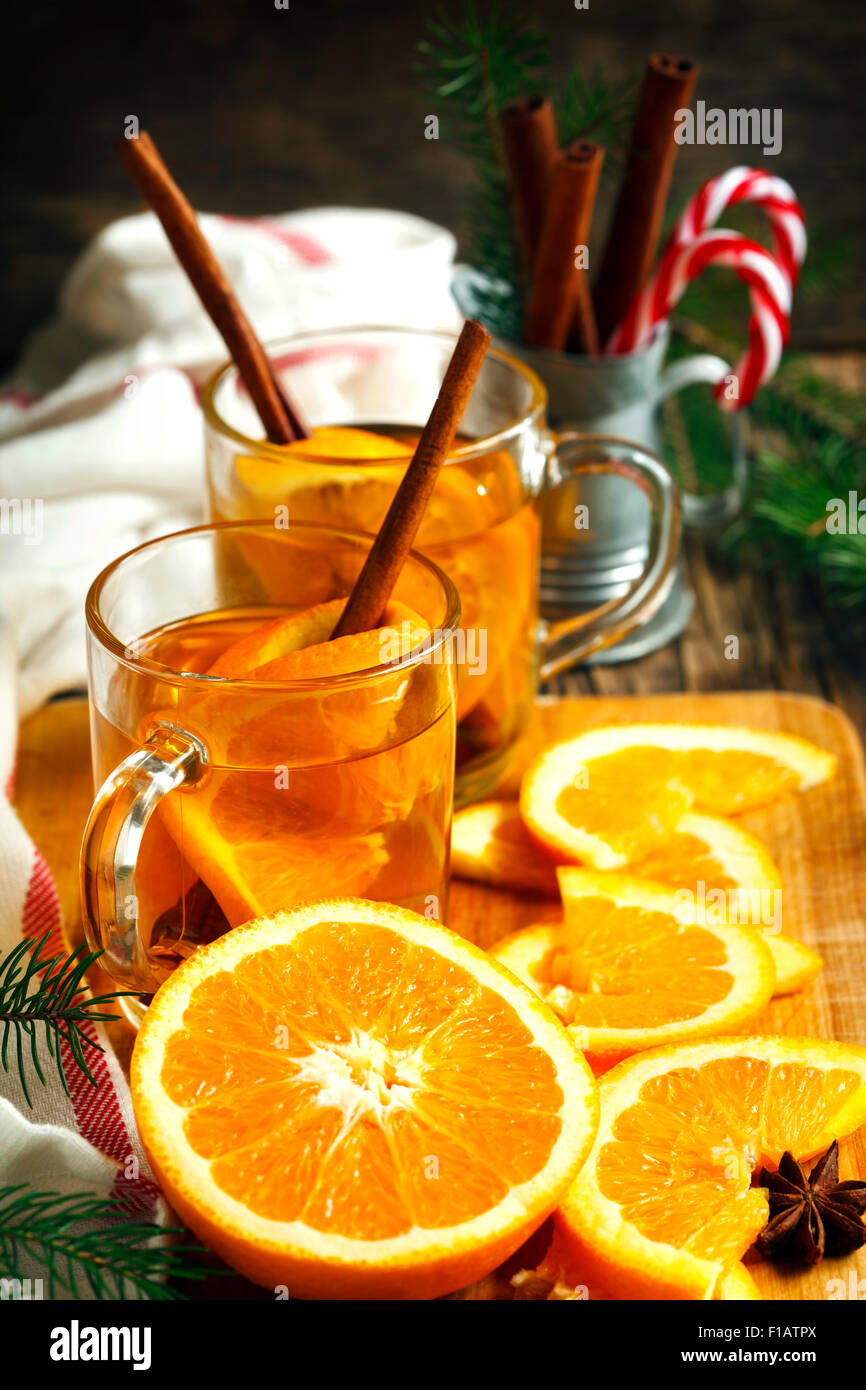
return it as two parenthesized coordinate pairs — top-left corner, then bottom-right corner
(668, 166), (806, 288)
(609, 229), (792, 411)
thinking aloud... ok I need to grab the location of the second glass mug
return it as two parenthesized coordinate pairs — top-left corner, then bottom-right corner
(203, 328), (681, 804)
(80, 522), (458, 1007)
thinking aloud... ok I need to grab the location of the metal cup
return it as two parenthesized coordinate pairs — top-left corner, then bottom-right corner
(453, 270), (747, 662)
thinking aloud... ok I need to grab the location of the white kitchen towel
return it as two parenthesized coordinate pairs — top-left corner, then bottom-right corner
(0, 206), (460, 717)
(0, 617), (167, 1296)
(0, 205), (459, 1294)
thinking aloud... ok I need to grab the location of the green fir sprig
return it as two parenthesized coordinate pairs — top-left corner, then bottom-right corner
(416, 2), (633, 336)
(0, 1186), (215, 1300)
(0, 932), (127, 1107)
(663, 319), (866, 625)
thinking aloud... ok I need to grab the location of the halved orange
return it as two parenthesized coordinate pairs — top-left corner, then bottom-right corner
(131, 899), (598, 1300)
(493, 871), (776, 1070)
(520, 724), (837, 871)
(555, 1035), (866, 1299)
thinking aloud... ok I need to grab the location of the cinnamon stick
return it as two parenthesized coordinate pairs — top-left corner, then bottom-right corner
(523, 140), (604, 353)
(116, 131), (309, 443)
(331, 319), (490, 639)
(500, 96), (559, 271)
(592, 54), (698, 346)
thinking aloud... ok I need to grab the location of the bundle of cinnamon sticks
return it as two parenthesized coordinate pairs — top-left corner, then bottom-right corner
(501, 53), (698, 355)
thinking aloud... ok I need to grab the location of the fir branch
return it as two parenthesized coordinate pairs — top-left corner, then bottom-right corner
(662, 324), (866, 623)
(557, 65), (635, 169)
(416, 2), (633, 336)
(418, 2), (549, 335)
(725, 438), (866, 625)
(0, 1185), (216, 1300)
(0, 933), (128, 1108)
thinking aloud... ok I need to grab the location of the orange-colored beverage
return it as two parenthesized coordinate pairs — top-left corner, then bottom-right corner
(82, 524), (458, 998)
(202, 330), (683, 802)
(206, 417), (540, 801)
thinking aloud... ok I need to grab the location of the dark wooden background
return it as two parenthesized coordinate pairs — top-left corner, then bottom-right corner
(3, 0), (865, 371)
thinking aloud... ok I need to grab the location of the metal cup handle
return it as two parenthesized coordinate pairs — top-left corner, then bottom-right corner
(539, 433), (681, 681)
(79, 723), (207, 993)
(654, 353), (749, 528)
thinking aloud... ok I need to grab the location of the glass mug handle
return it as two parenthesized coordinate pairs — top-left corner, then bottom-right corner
(539, 433), (681, 681)
(80, 722), (208, 993)
(654, 353), (749, 528)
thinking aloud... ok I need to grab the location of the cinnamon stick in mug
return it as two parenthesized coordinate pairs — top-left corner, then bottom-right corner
(523, 140), (604, 353)
(592, 54), (698, 346)
(500, 96), (559, 271)
(117, 131), (309, 444)
(332, 319), (490, 639)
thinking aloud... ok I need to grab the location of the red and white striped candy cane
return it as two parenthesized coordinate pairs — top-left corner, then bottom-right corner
(608, 229), (792, 410)
(668, 166), (806, 288)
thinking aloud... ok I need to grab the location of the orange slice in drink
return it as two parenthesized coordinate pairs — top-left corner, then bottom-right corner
(233, 428), (493, 545)
(493, 871), (776, 1070)
(553, 1035), (866, 1300)
(232, 426), (411, 515)
(208, 595), (430, 680)
(521, 724), (837, 870)
(131, 899), (598, 1300)
(153, 596), (448, 927)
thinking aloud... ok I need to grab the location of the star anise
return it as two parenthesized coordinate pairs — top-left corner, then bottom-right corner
(756, 1141), (866, 1266)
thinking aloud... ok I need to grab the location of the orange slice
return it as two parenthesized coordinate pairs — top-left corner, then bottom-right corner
(624, 811), (822, 997)
(716, 1263), (762, 1300)
(554, 1035), (866, 1299)
(520, 724), (836, 871)
(452, 800), (563, 897)
(208, 596), (429, 680)
(233, 426), (411, 507)
(153, 597), (446, 928)
(131, 899), (598, 1300)
(233, 430), (493, 547)
(454, 802), (821, 997)
(521, 1230), (762, 1300)
(493, 871), (776, 1070)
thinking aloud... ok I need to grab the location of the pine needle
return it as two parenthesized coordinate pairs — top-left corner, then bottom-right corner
(0, 1185), (218, 1300)
(0, 933), (129, 1107)
(416, 1), (633, 336)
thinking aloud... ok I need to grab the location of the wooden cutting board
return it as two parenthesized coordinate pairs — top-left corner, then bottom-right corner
(14, 690), (866, 1301)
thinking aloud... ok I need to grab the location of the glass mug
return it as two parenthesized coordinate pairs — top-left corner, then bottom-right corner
(203, 327), (681, 804)
(80, 522), (458, 1008)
